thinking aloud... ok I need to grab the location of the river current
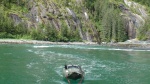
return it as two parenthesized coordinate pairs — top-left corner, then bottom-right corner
(0, 44), (150, 84)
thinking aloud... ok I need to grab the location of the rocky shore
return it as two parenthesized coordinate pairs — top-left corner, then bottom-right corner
(107, 42), (150, 48)
(1, 39), (150, 48)
(105, 39), (150, 48)
(0, 39), (97, 45)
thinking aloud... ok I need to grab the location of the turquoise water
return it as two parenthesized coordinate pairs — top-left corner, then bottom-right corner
(0, 44), (150, 84)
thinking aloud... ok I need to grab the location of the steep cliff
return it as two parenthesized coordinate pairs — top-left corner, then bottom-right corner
(0, 0), (98, 42)
(120, 0), (148, 39)
(0, 0), (150, 42)
(85, 0), (150, 42)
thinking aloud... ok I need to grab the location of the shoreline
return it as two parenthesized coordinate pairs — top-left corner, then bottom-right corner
(1, 39), (150, 48)
(0, 39), (97, 45)
(106, 42), (150, 48)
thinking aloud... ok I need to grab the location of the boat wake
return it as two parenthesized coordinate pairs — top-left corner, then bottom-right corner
(27, 44), (150, 83)
(33, 45), (150, 52)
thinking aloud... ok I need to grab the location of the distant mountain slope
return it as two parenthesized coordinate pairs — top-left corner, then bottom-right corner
(0, 0), (150, 43)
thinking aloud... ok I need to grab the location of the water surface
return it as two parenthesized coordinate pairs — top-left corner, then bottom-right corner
(0, 44), (150, 84)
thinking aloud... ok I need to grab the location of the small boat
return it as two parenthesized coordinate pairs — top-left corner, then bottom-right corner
(63, 64), (84, 84)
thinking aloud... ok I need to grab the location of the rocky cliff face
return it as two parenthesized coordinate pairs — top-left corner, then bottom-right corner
(9, 0), (97, 42)
(120, 0), (148, 39)
(7, 0), (149, 42)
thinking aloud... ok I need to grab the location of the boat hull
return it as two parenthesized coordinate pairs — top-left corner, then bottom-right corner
(63, 65), (84, 80)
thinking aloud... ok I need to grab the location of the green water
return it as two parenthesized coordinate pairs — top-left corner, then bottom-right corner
(0, 44), (150, 84)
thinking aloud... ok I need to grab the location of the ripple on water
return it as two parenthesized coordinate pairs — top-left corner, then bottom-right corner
(54, 80), (66, 84)
(27, 49), (34, 52)
(55, 66), (64, 77)
(28, 45), (150, 84)
(33, 45), (150, 52)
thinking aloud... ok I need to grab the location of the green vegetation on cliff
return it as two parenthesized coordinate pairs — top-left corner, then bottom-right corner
(132, 0), (150, 40)
(0, 5), (27, 38)
(0, 0), (150, 42)
(132, 0), (150, 7)
(0, 0), (82, 42)
(85, 0), (128, 42)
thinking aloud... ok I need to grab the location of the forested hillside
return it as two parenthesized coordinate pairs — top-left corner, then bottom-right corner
(0, 0), (150, 43)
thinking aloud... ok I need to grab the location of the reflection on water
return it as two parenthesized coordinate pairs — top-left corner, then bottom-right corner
(0, 44), (150, 84)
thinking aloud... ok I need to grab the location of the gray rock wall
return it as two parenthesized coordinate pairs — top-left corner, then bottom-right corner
(9, 0), (96, 42)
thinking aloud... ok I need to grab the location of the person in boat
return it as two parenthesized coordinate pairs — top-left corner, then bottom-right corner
(65, 64), (67, 69)
(63, 64), (84, 84)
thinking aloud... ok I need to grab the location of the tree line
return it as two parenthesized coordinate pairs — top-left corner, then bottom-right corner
(0, 12), (81, 42)
(84, 0), (128, 42)
(0, 0), (81, 42)
(1, 0), (150, 42)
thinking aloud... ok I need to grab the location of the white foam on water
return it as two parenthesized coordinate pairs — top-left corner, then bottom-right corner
(26, 62), (39, 69)
(49, 53), (104, 80)
(33, 45), (51, 48)
(33, 45), (86, 50)
(27, 49), (33, 52)
(33, 74), (43, 84)
(33, 44), (150, 52)
(81, 59), (130, 81)
(55, 66), (64, 77)
(87, 47), (150, 52)
(54, 80), (67, 84)
(107, 48), (150, 52)
(30, 44), (150, 83)
(33, 45), (73, 49)
(80, 62), (104, 80)
(131, 49), (150, 51)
